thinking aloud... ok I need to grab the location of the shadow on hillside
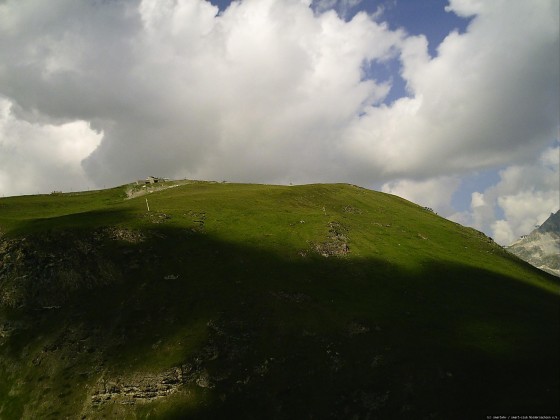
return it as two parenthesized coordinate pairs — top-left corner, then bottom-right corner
(6, 208), (135, 236)
(1, 223), (559, 419)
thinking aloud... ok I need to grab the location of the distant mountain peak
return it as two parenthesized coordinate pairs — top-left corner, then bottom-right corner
(537, 209), (560, 234)
(507, 209), (560, 277)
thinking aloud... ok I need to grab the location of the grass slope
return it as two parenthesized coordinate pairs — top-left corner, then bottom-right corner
(0, 181), (558, 419)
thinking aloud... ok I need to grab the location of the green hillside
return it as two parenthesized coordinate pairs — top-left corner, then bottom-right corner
(0, 181), (558, 419)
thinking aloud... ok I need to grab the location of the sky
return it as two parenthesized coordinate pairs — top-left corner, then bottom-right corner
(0, 0), (558, 245)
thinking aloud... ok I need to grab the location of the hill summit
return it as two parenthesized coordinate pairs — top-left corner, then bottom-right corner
(507, 209), (560, 277)
(0, 181), (558, 419)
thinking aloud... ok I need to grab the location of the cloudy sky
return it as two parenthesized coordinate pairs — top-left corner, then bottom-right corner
(0, 0), (558, 245)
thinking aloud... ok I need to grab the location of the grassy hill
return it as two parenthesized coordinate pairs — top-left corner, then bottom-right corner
(0, 181), (558, 419)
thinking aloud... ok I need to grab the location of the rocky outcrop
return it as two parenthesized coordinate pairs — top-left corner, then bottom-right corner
(101, 227), (145, 243)
(91, 368), (184, 405)
(0, 234), (111, 308)
(0, 228), (147, 309)
(312, 221), (350, 257)
(88, 317), (256, 409)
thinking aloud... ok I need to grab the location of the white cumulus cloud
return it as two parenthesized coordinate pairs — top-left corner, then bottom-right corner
(381, 176), (460, 214)
(449, 145), (560, 245)
(0, 97), (102, 196)
(340, 0), (559, 182)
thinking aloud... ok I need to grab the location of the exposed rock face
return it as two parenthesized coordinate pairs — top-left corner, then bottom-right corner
(91, 368), (183, 406)
(507, 210), (560, 277)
